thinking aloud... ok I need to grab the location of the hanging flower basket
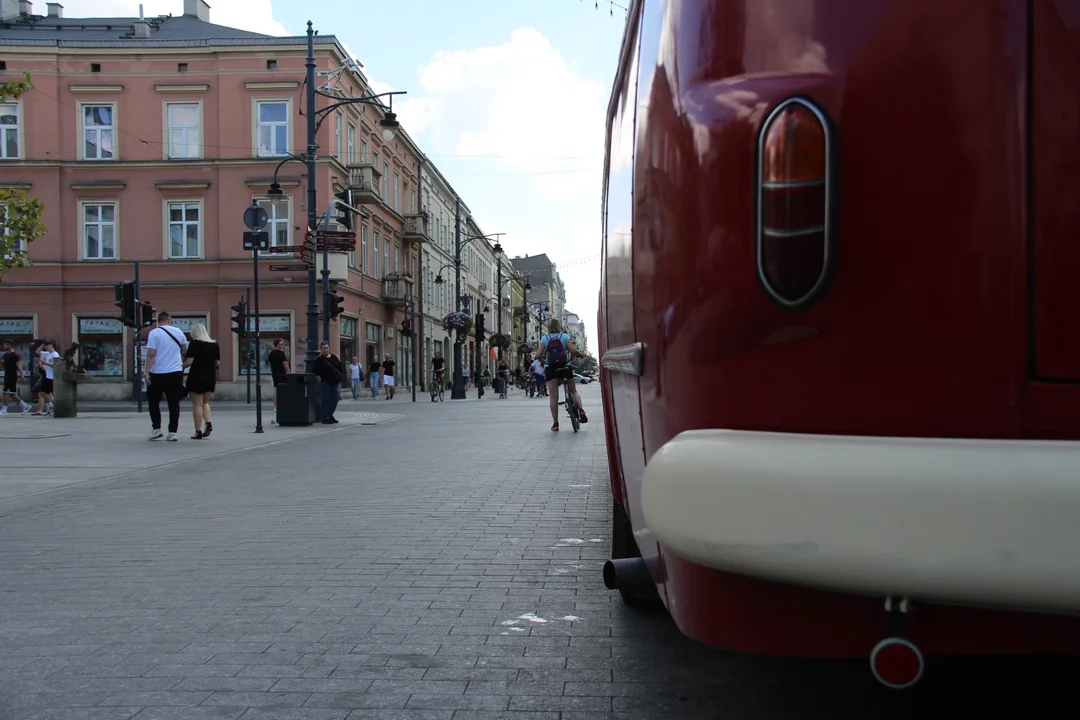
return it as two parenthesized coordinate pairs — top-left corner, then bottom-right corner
(442, 311), (473, 335)
(517, 341), (535, 354)
(489, 333), (512, 349)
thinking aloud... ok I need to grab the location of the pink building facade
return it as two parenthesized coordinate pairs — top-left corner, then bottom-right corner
(0, 1), (428, 399)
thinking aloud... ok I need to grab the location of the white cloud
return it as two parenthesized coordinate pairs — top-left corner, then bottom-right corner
(56, 0), (290, 36)
(410, 28), (606, 191)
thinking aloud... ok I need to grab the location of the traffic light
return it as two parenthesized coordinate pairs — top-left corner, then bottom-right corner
(475, 312), (486, 343)
(326, 292), (345, 319)
(231, 298), (247, 336)
(334, 188), (354, 230)
(400, 319), (412, 337)
(113, 282), (136, 327)
(138, 300), (156, 328)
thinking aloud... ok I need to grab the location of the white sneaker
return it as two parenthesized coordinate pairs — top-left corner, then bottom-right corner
(165, 432), (178, 442)
(20, 405), (30, 416)
(148, 429), (163, 440)
(0, 410), (7, 416)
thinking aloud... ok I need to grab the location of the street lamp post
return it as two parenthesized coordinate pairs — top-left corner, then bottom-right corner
(438, 199), (504, 400)
(268, 21), (405, 375)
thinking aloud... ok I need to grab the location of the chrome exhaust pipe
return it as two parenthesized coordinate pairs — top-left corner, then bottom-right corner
(603, 557), (652, 591)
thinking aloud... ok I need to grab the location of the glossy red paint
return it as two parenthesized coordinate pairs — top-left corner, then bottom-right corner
(600, 0), (1080, 658)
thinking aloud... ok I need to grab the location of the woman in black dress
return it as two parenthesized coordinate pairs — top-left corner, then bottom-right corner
(184, 323), (220, 439)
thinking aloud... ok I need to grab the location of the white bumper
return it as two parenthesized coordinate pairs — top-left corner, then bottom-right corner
(642, 430), (1080, 614)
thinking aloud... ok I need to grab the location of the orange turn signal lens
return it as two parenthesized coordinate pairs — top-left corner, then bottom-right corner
(761, 105), (827, 184)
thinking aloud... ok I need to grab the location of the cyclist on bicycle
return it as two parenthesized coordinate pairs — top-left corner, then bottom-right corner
(430, 351), (446, 394)
(534, 318), (588, 431)
(529, 357), (546, 397)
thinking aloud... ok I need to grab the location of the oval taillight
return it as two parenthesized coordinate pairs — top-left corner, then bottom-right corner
(756, 97), (836, 310)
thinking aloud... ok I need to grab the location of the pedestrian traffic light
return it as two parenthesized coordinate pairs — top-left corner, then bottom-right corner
(138, 300), (156, 328)
(334, 188), (354, 230)
(113, 282), (136, 327)
(326, 292), (345, 319)
(475, 312), (486, 343)
(400, 319), (412, 337)
(231, 298), (247, 336)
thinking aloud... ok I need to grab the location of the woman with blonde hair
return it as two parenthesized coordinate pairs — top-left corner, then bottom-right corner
(183, 323), (220, 439)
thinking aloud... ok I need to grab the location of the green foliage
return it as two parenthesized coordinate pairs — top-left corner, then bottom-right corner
(0, 74), (46, 277)
(572, 354), (598, 375)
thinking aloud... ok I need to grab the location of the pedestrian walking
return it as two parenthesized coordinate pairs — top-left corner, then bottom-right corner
(349, 358), (363, 400)
(267, 338), (291, 424)
(314, 342), (342, 424)
(184, 323), (219, 440)
(32, 340), (59, 416)
(0, 338), (30, 416)
(144, 311), (187, 441)
(381, 353), (396, 400)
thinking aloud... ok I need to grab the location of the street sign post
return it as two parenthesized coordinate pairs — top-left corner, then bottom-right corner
(243, 231), (270, 251)
(243, 205), (268, 231)
(269, 263), (310, 272)
(266, 245), (304, 254)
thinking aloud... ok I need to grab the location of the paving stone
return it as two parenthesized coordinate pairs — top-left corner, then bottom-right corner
(5, 390), (1077, 720)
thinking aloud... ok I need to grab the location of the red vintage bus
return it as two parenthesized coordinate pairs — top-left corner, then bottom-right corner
(598, 0), (1080, 689)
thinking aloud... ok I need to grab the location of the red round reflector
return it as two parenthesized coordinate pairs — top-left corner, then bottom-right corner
(869, 637), (924, 689)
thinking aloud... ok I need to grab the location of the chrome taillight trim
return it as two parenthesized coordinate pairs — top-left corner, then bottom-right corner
(755, 96), (837, 311)
(601, 342), (644, 376)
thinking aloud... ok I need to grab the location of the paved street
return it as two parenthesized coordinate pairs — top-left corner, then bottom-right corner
(1, 385), (1078, 719)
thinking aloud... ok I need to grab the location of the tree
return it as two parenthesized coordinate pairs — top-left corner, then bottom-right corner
(0, 73), (46, 278)
(571, 354), (597, 375)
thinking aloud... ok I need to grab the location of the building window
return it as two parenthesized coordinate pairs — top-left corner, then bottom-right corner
(82, 202), (116, 259)
(0, 102), (19, 159)
(266, 59), (277, 70)
(360, 224), (368, 275)
(383, 163), (390, 199)
(394, 242), (400, 273)
(393, 172), (400, 213)
(256, 100), (289, 157)
(82, 104), (115, 160)
(167, 102), (200, 159)
(77, 318), (125, 377)
(384, 238), (390, 276)
(167, 201), (201, 258)
(373, 231), (381, 280)
(347, 123), (356, 164)
(177, 63), (188, 73)
(360, 139), (368, 164)
(255, 196), (290, 251)
(335, 111), (343, 161)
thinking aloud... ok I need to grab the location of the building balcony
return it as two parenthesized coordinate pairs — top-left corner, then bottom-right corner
(382, 273), (414, 305)
(403, 213), (429, 242)
(347, 163), (382, 205)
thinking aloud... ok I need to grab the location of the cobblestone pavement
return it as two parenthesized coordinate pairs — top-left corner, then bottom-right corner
(1, 386), (1077, 719)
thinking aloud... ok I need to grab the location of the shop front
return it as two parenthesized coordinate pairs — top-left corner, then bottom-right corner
(0, 317), (36, 369)
(75, 317), (126, 378)
(340, 316), (359, 365)
(365, 321), (381, 374)
(240, 315), (291, 377)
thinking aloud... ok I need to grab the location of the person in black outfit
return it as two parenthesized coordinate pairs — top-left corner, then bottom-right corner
(184, 324), (220, 439)
(381, 353), (396, 400)
(314, 342), (342, 424)
(430, 351), (445, 399)
(267, 338), (290, 422)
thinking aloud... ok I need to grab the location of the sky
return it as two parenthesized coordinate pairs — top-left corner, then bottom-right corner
(58, 0), (629, 341)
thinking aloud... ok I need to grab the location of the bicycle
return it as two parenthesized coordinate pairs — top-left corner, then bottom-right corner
(498, 371), (509, 399)
(430, 370), (445, 402)
(555, 366), (581, 433)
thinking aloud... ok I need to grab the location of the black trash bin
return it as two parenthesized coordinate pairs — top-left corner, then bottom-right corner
(277, 373), (317, 426)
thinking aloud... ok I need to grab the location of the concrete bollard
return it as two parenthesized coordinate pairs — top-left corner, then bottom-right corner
(54, 358), (78, 418)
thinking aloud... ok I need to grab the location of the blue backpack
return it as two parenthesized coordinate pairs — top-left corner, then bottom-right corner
(545, 333), (568, 365)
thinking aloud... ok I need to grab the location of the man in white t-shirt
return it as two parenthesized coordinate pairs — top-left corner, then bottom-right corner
(143, 311), (187, 441)
(34, 340), (60, 416)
